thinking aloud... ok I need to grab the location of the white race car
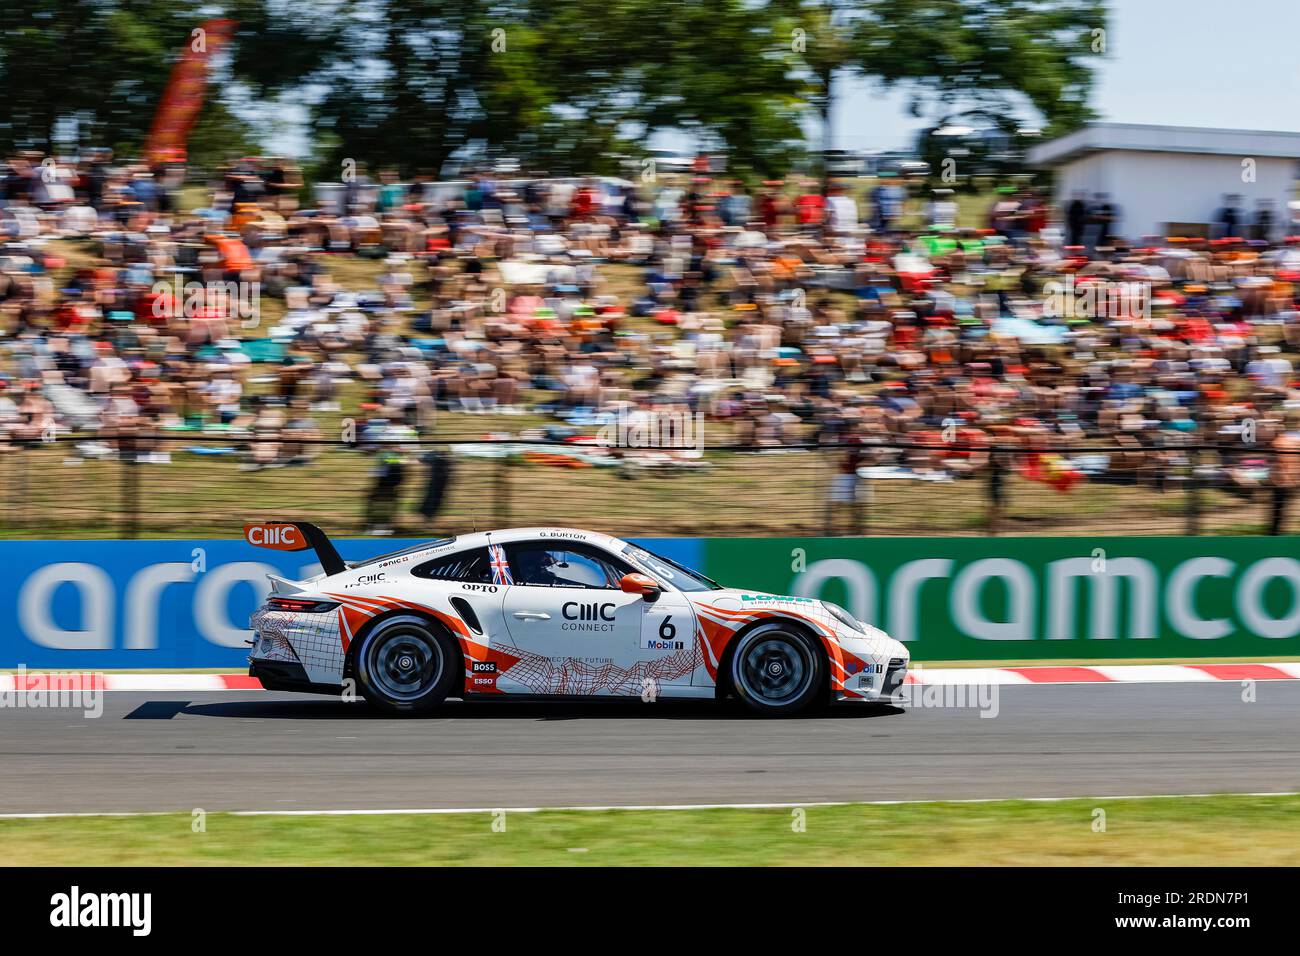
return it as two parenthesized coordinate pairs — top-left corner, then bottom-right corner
(246, 523), (909, 716)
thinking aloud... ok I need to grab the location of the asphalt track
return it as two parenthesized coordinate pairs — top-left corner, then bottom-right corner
(1, 683), (1298, 813)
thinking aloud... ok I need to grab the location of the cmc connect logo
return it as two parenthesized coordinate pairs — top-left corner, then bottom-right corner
(243, 524), (304, 550)
(563, 602), (616, 621)
(561, 601), (617, 632)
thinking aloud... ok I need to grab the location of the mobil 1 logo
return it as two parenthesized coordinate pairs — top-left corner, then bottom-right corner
(641, 614), (685, 651)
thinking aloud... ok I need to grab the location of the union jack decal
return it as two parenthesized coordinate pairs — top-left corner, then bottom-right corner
(489, 543), (513, 585)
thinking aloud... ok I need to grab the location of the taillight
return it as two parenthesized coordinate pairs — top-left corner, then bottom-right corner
(267, 597), (339, 613)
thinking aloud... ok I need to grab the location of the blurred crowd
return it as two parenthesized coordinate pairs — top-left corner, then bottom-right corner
(7, 147), (1300, 525)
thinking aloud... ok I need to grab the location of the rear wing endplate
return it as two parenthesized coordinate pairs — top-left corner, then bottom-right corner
(243, 521), (347, 576)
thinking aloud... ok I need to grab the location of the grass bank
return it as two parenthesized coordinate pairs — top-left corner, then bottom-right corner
(3, 794), (1297, 866)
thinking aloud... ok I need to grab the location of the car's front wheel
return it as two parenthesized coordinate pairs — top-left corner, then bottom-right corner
(728, 622), (825, 716)
(354, 615), (457, 715)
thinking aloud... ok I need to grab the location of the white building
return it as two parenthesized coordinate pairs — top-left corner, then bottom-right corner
(1027, 123), (1300, 241)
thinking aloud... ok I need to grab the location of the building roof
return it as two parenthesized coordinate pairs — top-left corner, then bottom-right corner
(1027, 123), (1300, 167)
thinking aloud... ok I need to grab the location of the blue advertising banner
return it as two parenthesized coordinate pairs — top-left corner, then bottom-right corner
(0, 538), (705, 669)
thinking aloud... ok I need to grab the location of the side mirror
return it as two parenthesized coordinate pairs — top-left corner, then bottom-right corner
(619, 573), (661, 602)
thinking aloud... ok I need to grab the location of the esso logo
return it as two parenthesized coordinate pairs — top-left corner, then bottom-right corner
(244, 524), (304, 550)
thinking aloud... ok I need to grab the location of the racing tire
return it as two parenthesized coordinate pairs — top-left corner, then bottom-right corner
(354, 615), (458, 716)
(728, 622), (825, 716)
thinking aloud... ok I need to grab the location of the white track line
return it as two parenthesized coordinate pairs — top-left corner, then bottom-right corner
(909, 667), (1034, 685)
(1, 792), (1297, 820)
(1090, 665), (1217, 682)
(101, 675), (231, 691)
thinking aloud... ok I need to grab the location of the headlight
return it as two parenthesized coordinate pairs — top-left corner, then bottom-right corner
(821, 601), (864, 634)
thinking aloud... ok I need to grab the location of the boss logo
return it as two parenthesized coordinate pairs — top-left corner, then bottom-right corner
(472, 661), (497, 673)
(563, 602), (616, 622)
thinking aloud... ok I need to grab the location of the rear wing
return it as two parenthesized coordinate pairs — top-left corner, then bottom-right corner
(243, 521), (347, 576)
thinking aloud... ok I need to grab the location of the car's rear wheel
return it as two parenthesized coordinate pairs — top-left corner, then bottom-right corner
(729, 622), (825, 716)
(355, 615), (457, 715)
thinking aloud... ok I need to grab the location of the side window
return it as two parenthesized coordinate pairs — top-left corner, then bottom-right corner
(506, 543), (631, 589)
(412, 548), (493, 584)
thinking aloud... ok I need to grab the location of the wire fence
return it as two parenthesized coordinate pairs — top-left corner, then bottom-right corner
(2, 435), (1299, 539)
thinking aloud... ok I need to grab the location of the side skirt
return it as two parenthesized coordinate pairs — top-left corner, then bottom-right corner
(468, 686), (716, 701)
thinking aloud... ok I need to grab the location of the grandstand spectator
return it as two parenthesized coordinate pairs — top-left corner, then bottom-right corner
(6, 142), (1300, 531)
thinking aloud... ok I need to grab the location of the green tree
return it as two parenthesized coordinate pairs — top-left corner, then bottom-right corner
(526, 0), (806, 179)
(778, 0), (1107, 190)
(0, 0), (203, 152)
(0, 0), (1106, 188)
(303, 0), (807, 181)
(0, 0), (333, 158)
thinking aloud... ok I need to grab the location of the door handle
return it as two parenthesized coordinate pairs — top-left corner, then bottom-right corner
(513, 611), (551, 621)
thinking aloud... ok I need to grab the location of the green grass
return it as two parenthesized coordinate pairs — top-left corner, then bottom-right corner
(4, 794), (1298, 865)
(177, 184), (211, 215)
(6, 436), (1261, 539)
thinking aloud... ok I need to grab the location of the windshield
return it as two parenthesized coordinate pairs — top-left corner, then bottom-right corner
(622, 544), (722, 592)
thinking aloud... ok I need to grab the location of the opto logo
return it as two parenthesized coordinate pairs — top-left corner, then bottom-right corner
(243, 524), (304, 550)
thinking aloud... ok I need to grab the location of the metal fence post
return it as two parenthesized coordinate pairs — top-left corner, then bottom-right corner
(120, 442), (139, 539)
(822, 447), (833, 536)
(1270, 445), (1287, 536)
(17, 441), (31, 531)
(494, 452), (510, 527)
(987, 450), (1004, 535)
(854, 474), (866, 537)
(1186, 447), (1200, 536)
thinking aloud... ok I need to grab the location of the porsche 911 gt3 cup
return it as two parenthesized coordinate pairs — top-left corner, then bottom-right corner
(245, 522), (909, 716)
